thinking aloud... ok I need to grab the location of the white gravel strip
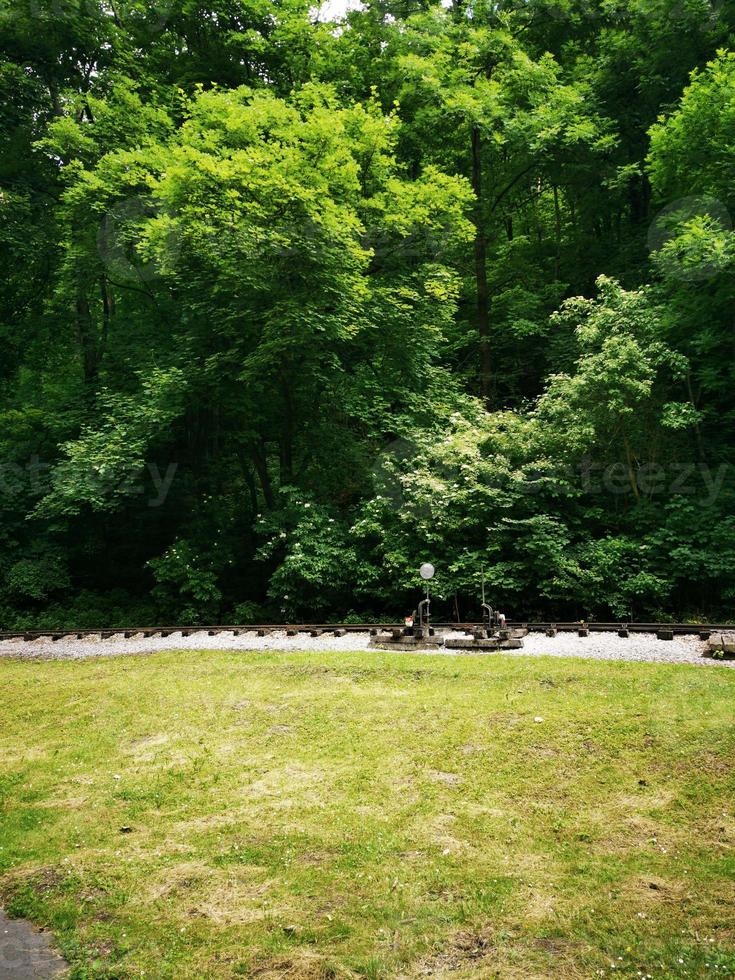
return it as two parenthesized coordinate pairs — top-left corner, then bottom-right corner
(514, 630), (733, 667)
(0, 628), (732, 667)
(0, 629), (371, 661)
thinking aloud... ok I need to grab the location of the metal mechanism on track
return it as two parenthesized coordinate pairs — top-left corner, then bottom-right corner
(368, 565), (528, 652)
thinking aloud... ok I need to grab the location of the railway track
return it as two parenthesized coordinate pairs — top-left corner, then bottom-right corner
(0, 622), (732, 642)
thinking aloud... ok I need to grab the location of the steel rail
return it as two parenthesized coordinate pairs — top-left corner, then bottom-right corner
(0, 621), (732, 641)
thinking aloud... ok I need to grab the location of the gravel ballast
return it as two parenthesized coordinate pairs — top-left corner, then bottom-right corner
(0, 628), (733, 666)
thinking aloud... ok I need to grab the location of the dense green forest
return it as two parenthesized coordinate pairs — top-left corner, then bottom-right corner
(1, 0), (735, 627)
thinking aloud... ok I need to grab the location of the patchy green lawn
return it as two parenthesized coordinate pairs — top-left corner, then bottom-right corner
(0, 650), (733, 979)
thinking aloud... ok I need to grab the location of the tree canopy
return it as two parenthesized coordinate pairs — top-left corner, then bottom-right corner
(1, 0), (734, 625)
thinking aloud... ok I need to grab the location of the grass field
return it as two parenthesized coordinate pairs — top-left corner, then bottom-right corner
(0, 650), (734, 979)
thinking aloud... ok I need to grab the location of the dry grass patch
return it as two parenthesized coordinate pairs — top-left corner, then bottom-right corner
(1, 649), (734, 978)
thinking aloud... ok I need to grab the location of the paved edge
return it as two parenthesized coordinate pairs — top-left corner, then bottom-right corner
(0, 909), (67, 979)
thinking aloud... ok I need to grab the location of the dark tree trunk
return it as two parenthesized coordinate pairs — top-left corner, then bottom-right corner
(279, 379), (294, 487)
(76, 287), (98, 384)
(553, 184), (561, 281)
(244, 466), (259, 514)
(251, 443), (275, 510)
(99, 275), (113, 353)
(471, 125), (492, 405)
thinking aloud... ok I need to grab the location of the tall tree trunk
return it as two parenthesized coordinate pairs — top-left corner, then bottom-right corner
(251, 443), (275, 510)
(622, 433), (640, 500)
(686, 368), (705, 462)
(471, 125), (492, 405)
(75, 286), (98, 384)
(99, 275), (113, 354)
(553, 184), (561, 281)
(243, 465), (259, 515)
(279, 378), (294, 487)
